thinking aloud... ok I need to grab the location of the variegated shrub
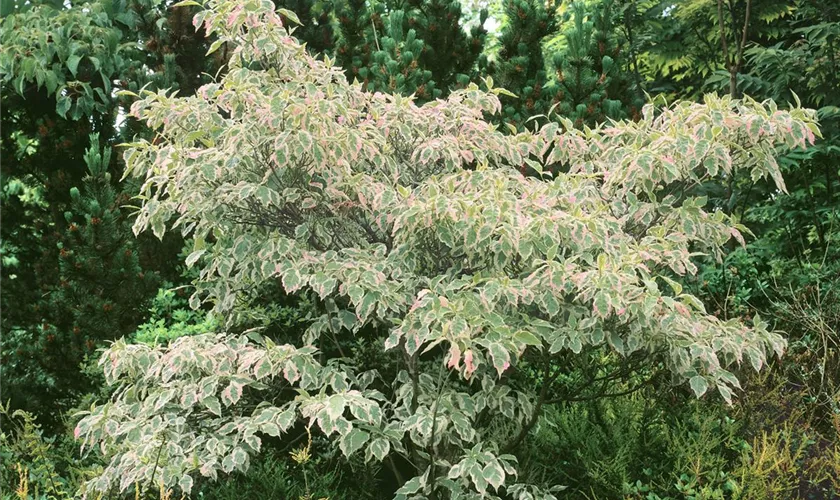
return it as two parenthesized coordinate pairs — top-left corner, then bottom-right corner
(74, 0), (821, 498)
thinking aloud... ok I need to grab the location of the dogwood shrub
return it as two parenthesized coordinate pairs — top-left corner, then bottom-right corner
(74, 1), (820, 498)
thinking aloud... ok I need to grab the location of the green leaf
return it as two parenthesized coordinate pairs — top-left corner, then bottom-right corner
(56, 94), (71, 118)
(488, 342), (510, 376)
(469, 462), (488, 494)
(339, 428), (369, 457)
(178, 475), (194, 494)
(66, 55), (82, 77)
(327, 395), (345, 421)
(514, 330), (541, 346)
(202, 396), (222, 416)
(233, 239), (251, 261)
(207, 39), (225, 56)
(231, 447), (248, 468)
(368, 438), (390, 462)
(277, 8), (301, 24)
(261, 422), (281, 437)
(254, 357), (272, 380)
(593, 291), (610, 318)
(44, 71), (58, 95)
(482, 461), (505, 490)
(357, 292), (378, 321)
(186, 249), (206, 267)
(276, 409), (296, 432)
(543, 293), (560, 316)
(282, 268), (302, 292)
(689, 375), (708, 398)
(718, 383), (734, 404)
(660, 275), (683, 295)
(221, 381), (243, 406)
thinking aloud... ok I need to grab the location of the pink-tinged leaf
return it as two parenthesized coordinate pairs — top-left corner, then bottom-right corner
(282, 268), (303, 293)
(730, 227), (746, 247)
(674, 302), (690, 317)
(408, 298), (423, 314)
(593, 292), (610, 318)
(488, 343), (510, 377)
(464, 349), (476, 379)
(254, 357), (273, 380)
(226, 5), (243, 27)
(221, 381), (243, 406)
(447, 343), (461, 369)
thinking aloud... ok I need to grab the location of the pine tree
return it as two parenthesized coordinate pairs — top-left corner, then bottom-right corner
(372, 8), (440, 98)
(0, 0), (209, 425)
(551, 0), (643, 127)
(276, 0), (334, 54)
(335, 0), (487, 101)
(334, 0), (371, 79)
(3, 135), (158, 417)
(487, 0), (561, 130)
(407, 0), (488, 90)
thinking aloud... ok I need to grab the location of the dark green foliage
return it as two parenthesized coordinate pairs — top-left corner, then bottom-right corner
(634, 0), (804, 100)
(196, 446), (384, 500)
(0, 0), (217, 425)
(276, 0), (334, 54)
(487, 0), (641, 130)
(335, 0), (486, 101)
(369, 7), (441, 99)
(408, 0), (488, 90)
(1, 135), (159, 421)
(132, 283), (219, 346)
(686, 3), (839, 431)
(486, 0), (559, 129)
(550, 0), (643, 127)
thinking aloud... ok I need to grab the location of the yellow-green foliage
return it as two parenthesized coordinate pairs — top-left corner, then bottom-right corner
(730, 425), (810, 499)
(0, 404), (87, 500)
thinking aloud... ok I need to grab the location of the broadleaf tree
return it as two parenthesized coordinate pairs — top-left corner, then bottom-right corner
(75, 0), (820, 498)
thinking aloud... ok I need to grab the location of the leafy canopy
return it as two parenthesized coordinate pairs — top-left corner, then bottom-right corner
(75, 0), (819, 497)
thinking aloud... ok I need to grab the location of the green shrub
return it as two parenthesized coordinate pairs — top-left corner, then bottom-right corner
(0, 404), (93, 500)
(132, 283), (219, 346)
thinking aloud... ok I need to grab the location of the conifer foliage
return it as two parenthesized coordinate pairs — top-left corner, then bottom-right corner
(334, 0), (487, 101)
(488, 0), (560, 129)
(74, 1), (819, 498)
(3, 135), (158, 414)
(551, 0), (643, 127)
(0, 0), (213, 421)
(275, 0), (334, 55)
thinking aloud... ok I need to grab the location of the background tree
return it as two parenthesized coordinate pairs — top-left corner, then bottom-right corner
(2, 135), (160, 417)
(334, 0), (487, 101)
(275, 0), (334, 54)
(689, 0), (840, 433)
(0, 0), (217, 425)
(634, 0), (798, 100)
(486, 0), (559, 129)
(550, 0), (643, 127)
